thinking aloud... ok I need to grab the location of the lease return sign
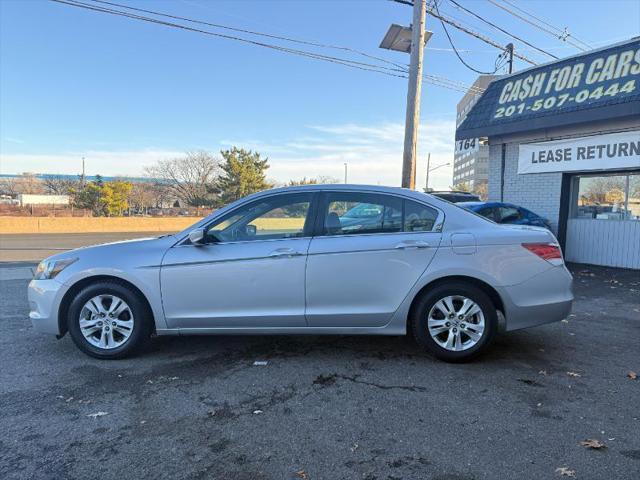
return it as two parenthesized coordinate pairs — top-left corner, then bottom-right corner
(518, 131), (640, 174)
(495, 46), (639, 120)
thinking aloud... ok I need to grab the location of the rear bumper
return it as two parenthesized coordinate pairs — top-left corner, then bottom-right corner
(28, 279), (65, 335)
(498, 265), (573, 331)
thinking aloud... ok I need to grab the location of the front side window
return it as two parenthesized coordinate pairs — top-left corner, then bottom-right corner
(206, 193), (312, 242)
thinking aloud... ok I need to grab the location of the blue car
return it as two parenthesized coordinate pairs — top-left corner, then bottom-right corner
(458, 201), (552, 230)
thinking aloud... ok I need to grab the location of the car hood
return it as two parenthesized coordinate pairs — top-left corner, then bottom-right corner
(41, 235), (177, 264)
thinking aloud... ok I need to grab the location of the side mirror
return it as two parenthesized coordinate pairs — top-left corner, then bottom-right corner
(188, 228), (205, 245)
(245, 224), (257, 237)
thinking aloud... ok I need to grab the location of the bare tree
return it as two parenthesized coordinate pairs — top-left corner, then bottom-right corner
(127, 182), (157, 213)
(42, 175), (78, 195)
(286, 175), (341, 186)
(0, 173), (44, 195)
(144, 151), (220, 207)
(581, 177), (626, 204)
(0, 178), (19, 196)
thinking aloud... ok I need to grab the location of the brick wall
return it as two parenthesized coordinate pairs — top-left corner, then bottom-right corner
(488, 143), (563, 233)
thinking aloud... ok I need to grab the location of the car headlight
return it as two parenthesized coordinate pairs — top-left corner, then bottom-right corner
(34, 258), (78, 280)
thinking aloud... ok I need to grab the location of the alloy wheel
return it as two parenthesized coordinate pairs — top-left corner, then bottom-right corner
(79, 295), (134, 349)
(427, 295), (485, 351)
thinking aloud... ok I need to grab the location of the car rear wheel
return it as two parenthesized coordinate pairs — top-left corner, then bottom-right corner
(67, 281), (152, 359)
(411, 282), (497, 362)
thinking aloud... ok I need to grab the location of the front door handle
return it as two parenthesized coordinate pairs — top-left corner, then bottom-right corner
(268, 247), (302, 258)
(395, 240), (430, 249)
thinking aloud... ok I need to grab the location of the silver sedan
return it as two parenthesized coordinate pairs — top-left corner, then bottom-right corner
(28, 185), (573, 362)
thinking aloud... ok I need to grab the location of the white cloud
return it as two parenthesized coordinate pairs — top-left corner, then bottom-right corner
(0, 119), (457, 189)
(224, 119), (456, 189)
(0, 149), (183, 177)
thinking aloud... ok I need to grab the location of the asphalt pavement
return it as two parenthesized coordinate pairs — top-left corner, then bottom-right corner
(0, 260), (638, 480)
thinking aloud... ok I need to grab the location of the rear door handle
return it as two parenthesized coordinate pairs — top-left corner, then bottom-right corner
(395, 240), (430, 249)
(268, 247), (302, 258)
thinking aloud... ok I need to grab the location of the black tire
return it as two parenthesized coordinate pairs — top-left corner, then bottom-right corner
(67, 281), (153, 359)
(411, 282), (497, 362)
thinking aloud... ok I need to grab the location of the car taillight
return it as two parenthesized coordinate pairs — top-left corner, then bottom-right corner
(522, 243), (563, 265)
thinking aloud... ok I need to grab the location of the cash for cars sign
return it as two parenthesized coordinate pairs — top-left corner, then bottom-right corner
(494, 46), (639, 120)
(455, 39), (640, 140)
(518, 131), (640, 174)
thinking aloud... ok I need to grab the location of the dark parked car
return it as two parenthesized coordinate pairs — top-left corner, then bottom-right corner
(458, 201), (552, 230)
(430, 191), (481, 203)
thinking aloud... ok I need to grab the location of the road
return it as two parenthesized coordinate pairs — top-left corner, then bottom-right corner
(0, 257), (639, 479)
(0, 233), (174, 262)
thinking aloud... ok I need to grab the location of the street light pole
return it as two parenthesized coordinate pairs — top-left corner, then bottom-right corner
(425, 159), (451, 192)
(344, 163), (348, 184)
(425, 152), (431, 191)
(401, 0), (426, 189)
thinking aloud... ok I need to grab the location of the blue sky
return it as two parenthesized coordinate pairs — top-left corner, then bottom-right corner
(1, 0), (639, 188)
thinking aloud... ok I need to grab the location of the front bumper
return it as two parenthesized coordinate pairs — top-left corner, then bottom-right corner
(28, 279), (66, 335)
(498, 265), (573, 332)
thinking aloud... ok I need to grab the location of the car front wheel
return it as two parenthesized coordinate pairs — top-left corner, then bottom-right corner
(411, 282), (497, 362)
(67, 281), (152, 359)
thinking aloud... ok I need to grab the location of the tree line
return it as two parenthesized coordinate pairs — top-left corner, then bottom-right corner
(0, 147), (338, 216)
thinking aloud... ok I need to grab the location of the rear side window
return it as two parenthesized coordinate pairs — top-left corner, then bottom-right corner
(321, 193), (440, 236)
(324, 192), (402, 235)
(404, 200), (438, 232)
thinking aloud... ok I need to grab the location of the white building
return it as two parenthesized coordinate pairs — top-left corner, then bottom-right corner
(18, 194), (70, 206)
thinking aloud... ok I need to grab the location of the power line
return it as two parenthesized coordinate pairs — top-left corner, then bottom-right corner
(52, 0), (408, 78)
(487, 0), (591, 52)
(446, 0), (558, 59)
(433, 0), (498, 75)
(88, 0), (409, 71)
(391, 0), (537, 65)
(50, 0), (482, 94)
(495, 0), (592, 49)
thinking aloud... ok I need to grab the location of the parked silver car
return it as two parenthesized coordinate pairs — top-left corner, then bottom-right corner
(28, 185), (573, 362)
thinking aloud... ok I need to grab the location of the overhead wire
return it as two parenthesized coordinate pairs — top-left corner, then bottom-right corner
(433, 0), (498, 75)
(51, 0), (409, 79)
(495, 0), (592, 49)
(50, 0), (485, 94)
(88, 0), (409, 71)
(446, 0), (558, 59)
(487, 0), (592, 52)
(391, 0), (538, 65)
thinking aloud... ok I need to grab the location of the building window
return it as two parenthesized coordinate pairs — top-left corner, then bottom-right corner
(573, 173), (640, 221)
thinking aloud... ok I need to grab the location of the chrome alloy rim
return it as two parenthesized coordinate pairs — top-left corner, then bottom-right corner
(79, 295), (134, 349)
(427, 295), (485, 351)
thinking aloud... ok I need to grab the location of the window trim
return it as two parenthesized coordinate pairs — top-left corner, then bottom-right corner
(313, 190), (444, 238)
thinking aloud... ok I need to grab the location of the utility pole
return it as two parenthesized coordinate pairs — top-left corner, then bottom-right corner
(344, 163), (348, 184)
(424, 152), (431, 192)
(506, 43), (514, 74)
(81, 157), (86, 187)
(401, 0), (426, 190)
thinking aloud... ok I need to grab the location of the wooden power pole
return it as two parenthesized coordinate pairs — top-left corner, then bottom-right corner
(401, 0), (426, 189)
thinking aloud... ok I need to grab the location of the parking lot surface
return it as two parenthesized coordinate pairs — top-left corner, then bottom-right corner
(0, 262), (638, 480)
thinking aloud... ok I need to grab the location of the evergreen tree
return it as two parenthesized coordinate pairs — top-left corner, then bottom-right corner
(215, 147), (271, 205)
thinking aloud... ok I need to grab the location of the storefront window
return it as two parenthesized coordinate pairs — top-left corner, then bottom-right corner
(574, 173), (640, 220)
